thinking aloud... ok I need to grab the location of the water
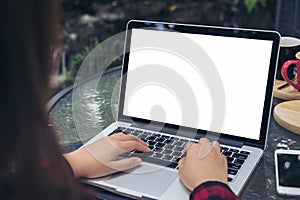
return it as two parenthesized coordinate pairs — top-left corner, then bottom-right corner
(49, 68), (121, 152)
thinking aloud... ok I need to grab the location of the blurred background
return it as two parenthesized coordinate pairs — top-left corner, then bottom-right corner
(52, 0), (300, 95)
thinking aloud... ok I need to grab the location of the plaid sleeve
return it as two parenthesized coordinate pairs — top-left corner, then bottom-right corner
(190, 181), (239, 200)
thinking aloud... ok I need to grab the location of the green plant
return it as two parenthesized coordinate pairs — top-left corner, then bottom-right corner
(69, 37), (100, 78)
(235, 0), (266, 13)
(50, 38), (100, 96)
(51, 37), (124, 96)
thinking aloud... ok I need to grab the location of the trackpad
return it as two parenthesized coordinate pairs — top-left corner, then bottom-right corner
(105, 164), (178, 197)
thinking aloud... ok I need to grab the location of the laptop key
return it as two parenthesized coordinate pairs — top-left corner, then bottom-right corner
(221, 147), (229, 151)
(171, 157), (179, 162)
(234, 158), (245, 165)
(156, 142), (166, 148)
(228, 168), (238, 175)
(240, 150), (250, 155)
(228, 177), (233, 182)
(171, 151), (182, 157)
(113, 128), (123, 133)
(165, 144), (175, 150)
(153, 148), (163, 153)
(147, 136), (157, 141)
(173, 141), (184, 147)
(167, 162), (178, 169)
(139, 134), (148, 139)
(152, 153), (163, 159)
(162, 155), (173, 161)
(162, 149), (172, 155)
(149, 145), (155, 150)
(232, 153), (248, 160)
(165, 139), (174, 144)
(227, 157), (234, 163)
(229, 148), (240, 153)
(174, 146), (184, 152)
(156, 138), (165, 143)
(223, 151), (232, 157)
(148, 141), (156, 146)
(179, 139), (189, 143)
(141, 139), (147, 143)
(228, 163), (242, 170)
(130, 132), (139, 136)
(123, 130), (132, 134)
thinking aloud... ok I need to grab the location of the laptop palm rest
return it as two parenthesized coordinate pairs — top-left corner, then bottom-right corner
(105, 163), (178, 198)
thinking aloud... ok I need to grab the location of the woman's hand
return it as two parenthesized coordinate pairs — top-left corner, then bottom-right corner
(178, 138), (228, 191)
(63, 132), (150, 178)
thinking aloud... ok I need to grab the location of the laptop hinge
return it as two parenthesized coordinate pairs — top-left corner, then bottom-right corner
(218, 138), (243, 148)
(204, 134), (243, 148)
(130, 123), (175, 134)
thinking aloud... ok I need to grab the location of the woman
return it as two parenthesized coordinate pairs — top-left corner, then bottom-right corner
(0, 0), (238, 199)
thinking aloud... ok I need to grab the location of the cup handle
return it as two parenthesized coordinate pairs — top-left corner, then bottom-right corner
(281, 60), (298, 89)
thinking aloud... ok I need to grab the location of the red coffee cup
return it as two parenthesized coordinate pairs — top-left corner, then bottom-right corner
(281, 51), (300, 91)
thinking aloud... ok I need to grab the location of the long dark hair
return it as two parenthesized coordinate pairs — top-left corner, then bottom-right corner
(0, 0), (86, 199)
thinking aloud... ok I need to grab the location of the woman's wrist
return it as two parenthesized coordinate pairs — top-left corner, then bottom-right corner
(63, 150), (84, 178)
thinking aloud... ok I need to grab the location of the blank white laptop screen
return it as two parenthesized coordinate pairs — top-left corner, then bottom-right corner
(123, 28), (273, 140)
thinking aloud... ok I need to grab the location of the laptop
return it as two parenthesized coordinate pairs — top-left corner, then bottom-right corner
(81, 20), (280, 199)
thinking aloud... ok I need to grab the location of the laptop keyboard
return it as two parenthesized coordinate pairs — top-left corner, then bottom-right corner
(112, 127), (251, 182)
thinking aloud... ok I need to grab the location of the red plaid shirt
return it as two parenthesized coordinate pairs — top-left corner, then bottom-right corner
(190, 181), (239, 200)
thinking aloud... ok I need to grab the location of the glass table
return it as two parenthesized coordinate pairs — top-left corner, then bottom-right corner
(48, 66), (300, 199)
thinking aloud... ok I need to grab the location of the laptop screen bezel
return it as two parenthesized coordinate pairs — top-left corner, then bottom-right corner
(118, 20), (280, 149)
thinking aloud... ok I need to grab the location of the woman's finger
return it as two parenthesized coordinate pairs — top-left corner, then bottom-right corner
(111, 132), (137, 141)
(115, 140), (151, 154)
(109, 157), (142, 172)
(111, 132), (149, 146)
(183, 142), (194, 156)
(211, 141), (221, 153)
(198, 138), (213, 159)
(178, 156), (186, 171)
(198, 137), (210, 145)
